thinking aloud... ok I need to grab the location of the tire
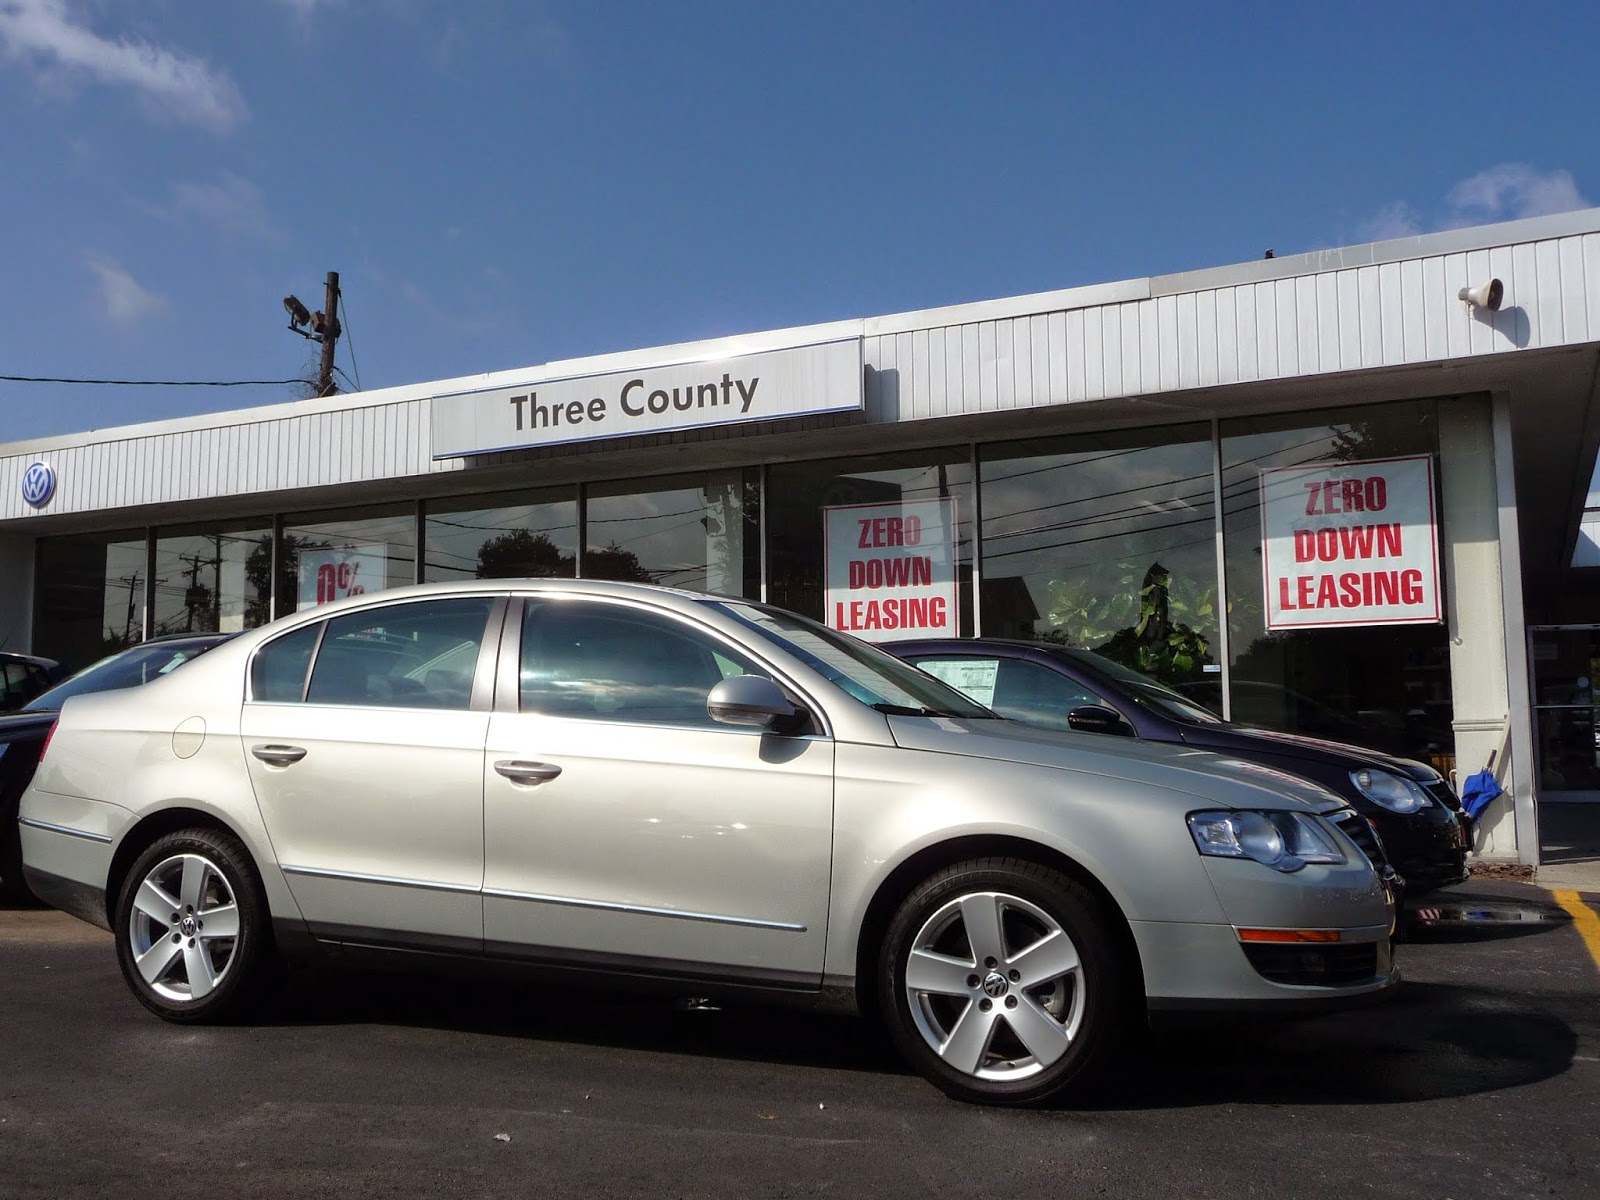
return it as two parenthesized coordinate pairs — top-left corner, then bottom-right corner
(113, 829), (272, 1023)
(878, 857), (1129, 1106)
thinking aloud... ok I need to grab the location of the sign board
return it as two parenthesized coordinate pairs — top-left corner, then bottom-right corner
(918, 658), (999, 707)
(430, 338), (863, 458)
(1260, 454), (1440, 630)
(298, 544), (386, 610)
(824, 498), (959, 643)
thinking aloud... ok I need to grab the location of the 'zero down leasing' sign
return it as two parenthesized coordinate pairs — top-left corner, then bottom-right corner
(1260, 454), (1440, 631)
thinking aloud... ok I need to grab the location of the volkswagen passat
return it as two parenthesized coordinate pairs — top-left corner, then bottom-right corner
(20, 581), (1395, 1105)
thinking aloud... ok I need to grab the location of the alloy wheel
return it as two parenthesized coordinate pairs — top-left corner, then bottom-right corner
(126, 852), (241, 1004)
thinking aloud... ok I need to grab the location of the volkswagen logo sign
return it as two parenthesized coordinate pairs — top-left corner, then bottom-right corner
(20, 461), (56, 508)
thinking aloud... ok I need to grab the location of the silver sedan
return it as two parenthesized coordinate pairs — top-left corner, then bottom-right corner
(19, 581), (1394, 1105)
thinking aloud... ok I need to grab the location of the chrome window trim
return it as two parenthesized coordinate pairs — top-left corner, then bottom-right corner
(481, 886), (807, 932)
(280, 864), (481, 896)
(18, 817), (112, 845)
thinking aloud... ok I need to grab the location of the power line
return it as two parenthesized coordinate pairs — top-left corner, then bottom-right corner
(0, 374), (304, 387)
(337, 290), (362, 391)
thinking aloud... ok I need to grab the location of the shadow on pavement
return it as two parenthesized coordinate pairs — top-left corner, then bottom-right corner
(256, 968), (1576, 1108)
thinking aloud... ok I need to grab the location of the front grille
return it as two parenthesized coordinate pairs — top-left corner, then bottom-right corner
(1329, 808), (1389, 871)
(1242, 942), (1380, 987)
(1423, 779), (1462, 811)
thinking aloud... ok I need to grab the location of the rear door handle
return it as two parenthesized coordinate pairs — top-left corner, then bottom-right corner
(494, 759), (562, 785)
(251, 743), (307, 767)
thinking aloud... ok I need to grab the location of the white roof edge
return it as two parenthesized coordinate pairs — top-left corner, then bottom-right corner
(5, 207), (1597, 460)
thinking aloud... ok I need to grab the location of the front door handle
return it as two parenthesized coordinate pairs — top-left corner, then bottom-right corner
(251, 743), (308, 767)
(494, 759), (562, 785)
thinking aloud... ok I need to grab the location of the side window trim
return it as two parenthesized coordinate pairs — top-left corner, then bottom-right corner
(504, 593), (830, 738)
(299, 620), (330, 703)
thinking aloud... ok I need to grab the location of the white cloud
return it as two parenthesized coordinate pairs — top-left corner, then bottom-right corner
(169, 172), (276, 238)
(1445, 164), (1590, 224)
(1357, 201), (1422, 243)
(83, 254), (168, 326)
(0, 0), (245, 131)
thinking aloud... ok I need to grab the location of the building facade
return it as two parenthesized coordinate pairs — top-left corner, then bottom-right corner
(6, 209), (1600, 867)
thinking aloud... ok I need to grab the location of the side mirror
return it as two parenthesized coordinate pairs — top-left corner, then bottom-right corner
(707, 675), (796, 729)
(1066, 704), (1133, 737)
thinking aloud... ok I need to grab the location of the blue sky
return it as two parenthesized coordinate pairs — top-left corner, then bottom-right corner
(0, 1), (1595, 442)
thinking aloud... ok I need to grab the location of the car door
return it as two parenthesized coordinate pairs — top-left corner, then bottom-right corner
(241, 594), (502, 949)
(481, 595), (834, 987)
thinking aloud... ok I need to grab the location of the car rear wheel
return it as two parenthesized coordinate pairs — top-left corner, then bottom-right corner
(879, 857), (1128, 1105)
(114, 829), (270, 1023)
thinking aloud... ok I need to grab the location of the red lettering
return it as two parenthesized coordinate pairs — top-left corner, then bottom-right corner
(1338, 526), (1375, 559)
(1366, 477), (1387, 511)
(1340, 479), (1365, 513)
(1279, 577), (1297, 609)
(856, 520), (872, 550)
(1297, 576), (1315, 609)
(1315, 529), (1339, 561)
(1401, 569), (1423, 605)
(1316, 575), (1337, 607)
(1293, 530), (1316, 563)
(1340, 572), (1362, 605)
(1374, 573), (1399, 605)
(1304, 482), (1322, 516)
(904, 516), (923, 546)
(1323, 480), (1340, 514)
(1376, 524), (1402, 556)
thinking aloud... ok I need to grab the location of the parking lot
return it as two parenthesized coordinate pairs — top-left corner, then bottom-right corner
(2, 880), (1597, 1200)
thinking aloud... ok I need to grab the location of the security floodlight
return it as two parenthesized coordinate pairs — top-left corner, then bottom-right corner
(283, 295), (312, 327)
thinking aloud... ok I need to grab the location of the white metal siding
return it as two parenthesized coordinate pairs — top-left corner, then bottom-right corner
(2, 227), (1598, 522)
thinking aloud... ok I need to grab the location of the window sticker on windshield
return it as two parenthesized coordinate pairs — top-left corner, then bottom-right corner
(919, 659), (999, 707)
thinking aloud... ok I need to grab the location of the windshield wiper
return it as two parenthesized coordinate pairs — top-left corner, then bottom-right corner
(871, 702), (982, 718)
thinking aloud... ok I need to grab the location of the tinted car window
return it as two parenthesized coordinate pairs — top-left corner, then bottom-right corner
(305, 597), (494, 710)
(24, 640), (225, 711)
(521, 601), (766, 727)
(250, 624), (323, 703)
(913, 656), (1104, 731)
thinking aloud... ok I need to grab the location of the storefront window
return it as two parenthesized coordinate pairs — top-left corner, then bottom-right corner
(767, 450), (974, 634)
(152, 521), (273, 635)
(584, 469), (759, 596)
(423, 489), (579, 583)
(979, 425), (1217, 684)
(1220, 400), (1454, 769)
(278, 505), (417, 613)
(34, 530), (149, 670)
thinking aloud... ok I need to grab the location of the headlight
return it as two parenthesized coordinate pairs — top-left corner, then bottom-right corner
(1187, 811), (1346, 873)
(1349, 767), (1433, 814)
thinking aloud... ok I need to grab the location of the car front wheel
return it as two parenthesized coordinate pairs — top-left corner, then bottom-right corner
(113, 829), (270, 1023)
(879, 857), (1129, 1105)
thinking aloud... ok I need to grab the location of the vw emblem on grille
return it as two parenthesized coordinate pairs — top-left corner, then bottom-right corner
(20, 461), (55, 508)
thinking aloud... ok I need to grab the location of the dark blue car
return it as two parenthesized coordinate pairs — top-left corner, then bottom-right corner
(891, 638), (1470, 896)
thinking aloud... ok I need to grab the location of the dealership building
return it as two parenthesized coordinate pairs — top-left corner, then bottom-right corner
(4, 208), (1600, 869)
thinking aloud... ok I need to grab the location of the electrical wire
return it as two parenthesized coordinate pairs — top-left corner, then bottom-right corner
(0, 374), (304, 387)
(336, 291), (363, 391)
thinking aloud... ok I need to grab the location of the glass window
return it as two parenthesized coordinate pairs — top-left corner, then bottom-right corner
(279, 505), (417, 614)
(305, 597), (494, 709)
(153, 520), (273, 635)
(25, 638), (224, 711)
(1220, 400), (1453, 769)
(520, 599), (766, 726)
(912, 655), (1104, 730)
(767, 450), (974, 635)
(584, 469), (759, 596)
(33, 530), (148, 671)
(250, 623), (323, 704)
(979, 424), (1217, 684)
(424, 489), (578, 583)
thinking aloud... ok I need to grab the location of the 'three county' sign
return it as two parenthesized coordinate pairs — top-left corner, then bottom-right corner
(1260, 454), (1440, 630)
(824, 498), (959, 642)
(430, 338), (863, 457)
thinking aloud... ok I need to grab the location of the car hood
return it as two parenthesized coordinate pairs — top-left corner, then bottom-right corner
(1177, 723), (1439, 780)
(887, 716), (1348, 814)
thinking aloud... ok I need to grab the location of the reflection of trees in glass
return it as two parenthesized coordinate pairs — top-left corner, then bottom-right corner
(1045, 559), (1215, 684)
(251, 533), (331, 621)
(473, 528), (653, 583)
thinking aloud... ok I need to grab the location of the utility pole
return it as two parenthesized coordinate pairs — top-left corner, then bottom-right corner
(316, 271), (341, 398)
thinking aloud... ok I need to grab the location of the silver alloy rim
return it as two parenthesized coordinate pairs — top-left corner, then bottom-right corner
(126, 852), (240, 1003)
(903, 890), (1086, 1081)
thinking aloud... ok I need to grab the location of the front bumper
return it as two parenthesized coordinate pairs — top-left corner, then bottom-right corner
(1373, 806), (1470, 893)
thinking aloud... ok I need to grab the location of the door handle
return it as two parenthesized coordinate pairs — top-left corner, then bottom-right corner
(494, 759), (562, 785)
(251, 743), (308, 766)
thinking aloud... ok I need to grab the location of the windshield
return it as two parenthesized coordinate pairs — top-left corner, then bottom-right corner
(713, 602), (996, 718)
(1054, 649), (1224, 725)
(24, 640), (222, 712)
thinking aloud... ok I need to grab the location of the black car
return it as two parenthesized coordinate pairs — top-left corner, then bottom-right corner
(891, 638), (1471, 895)
(0, 634), (232, 902)
(0, 652), (66, 712)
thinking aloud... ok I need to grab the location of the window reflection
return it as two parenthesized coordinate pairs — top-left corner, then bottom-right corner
(279, 505), (417, 613)
(585, 469), (759, 596)
(153, 521), (273, 635)
(34, 530), (148, 670)
(1220, 400), (1453, 770)
(979, 426), (1216, 683)
(424, 489), (578, 582)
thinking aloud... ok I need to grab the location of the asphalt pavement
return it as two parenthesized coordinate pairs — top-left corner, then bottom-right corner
(1, 881), (1597, 1200)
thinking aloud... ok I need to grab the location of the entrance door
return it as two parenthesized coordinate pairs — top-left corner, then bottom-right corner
(482, 596), (834, 988)
(1529, 625), (1600, 866)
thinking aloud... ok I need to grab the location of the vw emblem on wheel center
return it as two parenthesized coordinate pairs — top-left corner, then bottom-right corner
(982, 971), (1009, 998)
(20, 461), (55, 508)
